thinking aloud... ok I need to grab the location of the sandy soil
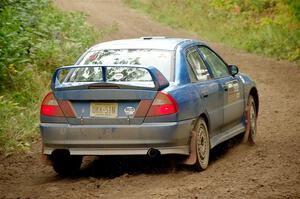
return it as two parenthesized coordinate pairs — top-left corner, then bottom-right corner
(1, 0), (300, 198)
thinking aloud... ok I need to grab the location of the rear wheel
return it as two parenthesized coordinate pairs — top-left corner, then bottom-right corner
(194, 118), (210, 171)
(51, 151), (82, 176)
(243, 95), (257, 144)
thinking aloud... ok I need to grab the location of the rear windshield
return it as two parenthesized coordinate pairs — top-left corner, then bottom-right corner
(78, 49), (173, 80)
(60, 66), (155, 88)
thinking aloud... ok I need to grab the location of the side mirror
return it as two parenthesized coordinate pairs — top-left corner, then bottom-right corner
(228, 65), (239, 76)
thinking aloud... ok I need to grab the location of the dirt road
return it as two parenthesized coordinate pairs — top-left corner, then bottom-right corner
(1, 0), (300, 198)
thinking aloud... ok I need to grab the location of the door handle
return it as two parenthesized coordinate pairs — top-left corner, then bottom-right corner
(223, 84), (229, 91)
(201, 91), (208, 98)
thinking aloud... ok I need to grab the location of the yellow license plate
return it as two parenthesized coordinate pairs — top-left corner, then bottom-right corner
(90, 102), (118, 118)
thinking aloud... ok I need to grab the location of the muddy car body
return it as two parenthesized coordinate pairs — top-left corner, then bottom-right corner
(40, 37), (259, 175)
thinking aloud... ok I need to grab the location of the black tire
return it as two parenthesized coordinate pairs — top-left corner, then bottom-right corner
(51, 152), (82, 176)
(194, 118), (210, 171)
(243, 95), (257, 145)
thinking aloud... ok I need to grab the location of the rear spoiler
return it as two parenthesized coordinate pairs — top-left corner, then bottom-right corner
(51, 64), (169, 91)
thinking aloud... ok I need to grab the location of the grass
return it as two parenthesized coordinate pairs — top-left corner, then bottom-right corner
(124, 0), (300, 66)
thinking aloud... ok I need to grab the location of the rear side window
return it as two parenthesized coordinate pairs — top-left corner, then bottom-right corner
(78, 49), (173, 80)
(186, 48), (210, 82)
(199, 47), (229, 78)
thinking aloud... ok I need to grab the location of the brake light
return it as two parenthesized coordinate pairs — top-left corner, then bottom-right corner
(40, 92), (75, 117)
(147, 92), (178, 116)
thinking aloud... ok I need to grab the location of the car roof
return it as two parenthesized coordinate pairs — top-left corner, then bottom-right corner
(90, 37), (199, 51)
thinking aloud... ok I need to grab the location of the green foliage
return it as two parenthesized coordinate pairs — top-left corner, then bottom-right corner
(125, 0), (300, 65)
(0, 0), (99, 90)
(285, 0), (300, 21)
(0, 0), (108, 154)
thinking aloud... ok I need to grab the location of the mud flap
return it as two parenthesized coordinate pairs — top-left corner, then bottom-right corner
(182, 130), (197, 165)
(243, 104), (251, 143)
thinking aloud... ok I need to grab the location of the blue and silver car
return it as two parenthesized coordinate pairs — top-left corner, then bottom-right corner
(40, 37), (259, 175)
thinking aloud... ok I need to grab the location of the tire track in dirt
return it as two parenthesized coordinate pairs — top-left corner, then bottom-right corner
(1, 0), (299, 198)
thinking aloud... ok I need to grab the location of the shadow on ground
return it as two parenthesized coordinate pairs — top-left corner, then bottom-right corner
(61, 134), (245, 179)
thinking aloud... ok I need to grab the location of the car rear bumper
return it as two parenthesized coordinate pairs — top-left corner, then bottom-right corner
(40, 119), (194, 156)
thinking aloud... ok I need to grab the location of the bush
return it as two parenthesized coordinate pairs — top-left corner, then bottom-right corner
(0, 0), (99, 91)
(0, 0), (107, 154)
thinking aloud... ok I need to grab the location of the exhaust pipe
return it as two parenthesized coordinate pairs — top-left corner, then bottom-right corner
(147, 148), (160, 158)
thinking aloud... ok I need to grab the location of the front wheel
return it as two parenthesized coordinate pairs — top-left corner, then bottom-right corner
(243, 95), (257, 145)
(194, 118), (210, 171)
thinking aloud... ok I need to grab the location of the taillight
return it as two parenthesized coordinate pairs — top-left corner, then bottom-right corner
(40, 92), (75, 117)
(147, 92), (178, 117)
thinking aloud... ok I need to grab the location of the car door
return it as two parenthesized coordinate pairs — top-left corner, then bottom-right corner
(198, 46), (244, 132)
(186, 46), (223, 138)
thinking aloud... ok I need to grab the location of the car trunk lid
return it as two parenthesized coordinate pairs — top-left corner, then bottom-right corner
(51, 65), (169, 125)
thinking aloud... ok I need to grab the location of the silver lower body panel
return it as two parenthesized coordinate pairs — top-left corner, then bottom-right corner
(40, 119), (194, 156)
